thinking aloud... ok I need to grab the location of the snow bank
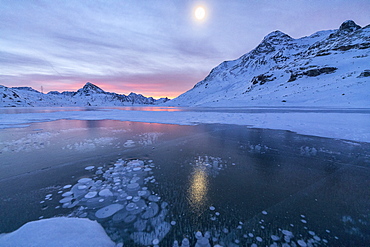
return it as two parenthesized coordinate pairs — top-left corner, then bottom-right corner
(0, 217), (116, 247)
(1, 108), (369, 143)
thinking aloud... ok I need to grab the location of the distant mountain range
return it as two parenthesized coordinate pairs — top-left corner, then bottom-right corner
(167, 20), (370, 107)
(0, 82), (170, 107)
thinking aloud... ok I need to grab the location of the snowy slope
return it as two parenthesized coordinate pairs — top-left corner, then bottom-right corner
(0, 82), (170, 107)
(167, 20), (370, 107)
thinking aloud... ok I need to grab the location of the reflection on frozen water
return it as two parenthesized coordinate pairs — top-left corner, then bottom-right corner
(1, 120), (369, 246)
(188, 166), (208, 216)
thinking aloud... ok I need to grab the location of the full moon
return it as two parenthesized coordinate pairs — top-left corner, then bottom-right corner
(194, 6), (206, 20)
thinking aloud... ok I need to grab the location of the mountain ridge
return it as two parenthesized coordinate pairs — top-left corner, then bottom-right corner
(0, 82), (170, 107)
(167, 20), (370, 107)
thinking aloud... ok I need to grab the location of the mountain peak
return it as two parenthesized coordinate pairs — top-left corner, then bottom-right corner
(339, 20), (361, 32)
(78, 82), (105, 94)
(262, 30), (293, 44)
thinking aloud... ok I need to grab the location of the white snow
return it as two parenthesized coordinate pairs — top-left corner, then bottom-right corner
(0, 217), (116, 247)
(166, 21), (370, 108)
(1, 107), (369, 143)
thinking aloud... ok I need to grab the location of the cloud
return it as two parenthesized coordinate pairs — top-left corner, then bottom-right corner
(1, 0), (369, 99)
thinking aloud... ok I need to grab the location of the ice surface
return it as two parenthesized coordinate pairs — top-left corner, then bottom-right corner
(1, 107), (369, 143)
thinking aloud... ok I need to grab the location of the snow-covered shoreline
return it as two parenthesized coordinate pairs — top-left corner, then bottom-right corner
(1, 107), (369, 143)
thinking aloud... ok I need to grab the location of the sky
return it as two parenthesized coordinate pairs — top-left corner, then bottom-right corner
(1, 0), (370, 99)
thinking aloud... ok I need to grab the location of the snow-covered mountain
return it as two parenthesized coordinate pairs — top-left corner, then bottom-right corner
(167, 20), (370, 107)
(0, 82), (170, 107)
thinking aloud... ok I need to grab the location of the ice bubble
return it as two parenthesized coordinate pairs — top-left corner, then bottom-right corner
(248, 233), (254, 238)
(95, 204), (124, 219)
(284, 235), (291, 243)
(126, 196), (133, 200)
(148, 195), (159, 202)
(313, 236), (321, 241)
(301, 214), (306, 218)
(99, 199), (104, 202)
(181, 238), (190, 247)
(78, 178), (92, 184)
(282, 230), (293, 237)
(171, 221), (176, 226)
(123, 214), (136, 223)
(237, 225), (242, 229)
(78, 185), (87, 190)
(251, 244), (257, 247)
(142, 202), (159, 219)
(127, 183), (140, 191)
(256, 236), (263, 242)
(133, 196), (140, 202)
(262, 210), (268, 215)
(126, 202), (137, 211)
(99, 189), (113, 197)
(209, 206), (215, 211)
(85, 166), (95, 171)
(124, 140), (135, 147)
(297, 240), (307, 247)
(144, 168), (152, 172)
(84, 191), (97, 199)
(112, 210), (128, 222)
(63, 184), (72, 189)
(138, 190), (149, 197)
(40, 201), (45, 204)
(325, 229), (330, 233)
(270, 235), (280, 241)
(133, 167), (141, 172)
(195, 231), (202, 239)
(161, 202), (168, 209)
(173, 240), (179, 247)
(45, 194), (52, 198)
(308, 231), (315, 236)
(215, 212), (220, 216)
(196, 236), (211, 247)
(59, 197), (73, 204)
(62, 191), (73, 197)
(301, 219), (307, 224)
(153, 239), (160, 245)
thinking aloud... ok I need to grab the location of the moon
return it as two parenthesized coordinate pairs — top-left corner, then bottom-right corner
(194, 6), (206, 20)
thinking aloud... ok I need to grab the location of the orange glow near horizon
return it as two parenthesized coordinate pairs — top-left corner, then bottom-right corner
(43, 82), (182, 99)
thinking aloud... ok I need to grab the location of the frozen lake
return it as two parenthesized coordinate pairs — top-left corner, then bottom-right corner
(0, 107), (369, 246)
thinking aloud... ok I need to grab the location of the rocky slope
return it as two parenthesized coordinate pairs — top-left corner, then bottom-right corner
(167, 20), (370, 107)
(0, 82), (169, 107)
